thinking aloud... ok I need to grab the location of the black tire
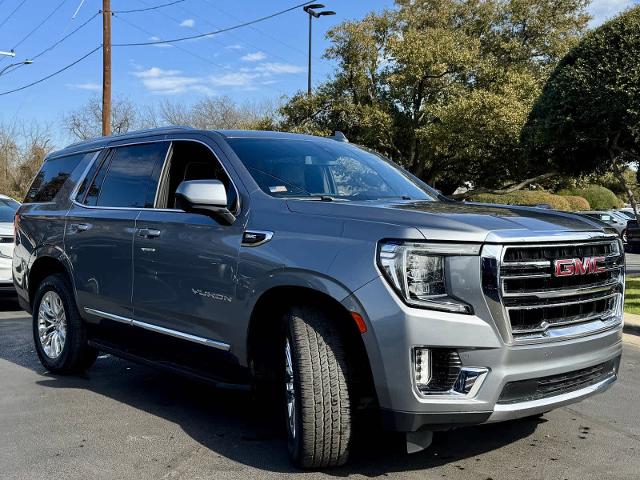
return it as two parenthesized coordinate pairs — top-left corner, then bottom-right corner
(285, 306), (352, 469)
(32, 273), (97, 373)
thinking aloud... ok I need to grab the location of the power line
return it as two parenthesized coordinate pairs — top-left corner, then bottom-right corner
(30, 11), (100, 61)
(200, 0), (322, 63)
(0, 0), (27, 30)
(132, 0), (238, 58)
(113, 13), (228, 70)
(0, 45), (101, 96)
(113, 13), (291, 96)
(113, 0), (186, 14)
(11, 0), (68, 51)
(112, 1), (316, 47)
(176, 0), (325, 69)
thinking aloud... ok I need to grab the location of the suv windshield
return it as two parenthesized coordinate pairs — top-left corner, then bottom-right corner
(0, 198), (19, 222)
(227, 137), (437, 201)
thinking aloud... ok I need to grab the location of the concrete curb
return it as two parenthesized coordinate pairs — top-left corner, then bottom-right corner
(624, 313), (640, 336)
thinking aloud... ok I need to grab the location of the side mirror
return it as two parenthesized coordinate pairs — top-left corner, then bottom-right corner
(175, 179), (236, 225)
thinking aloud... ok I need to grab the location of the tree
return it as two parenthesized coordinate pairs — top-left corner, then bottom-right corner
(522, 6), (640, 214)
(0, 121), (53, 199)
(63, 96), (140, 141)
(141, 96), (280, 131)
(279, 0), (590, 194)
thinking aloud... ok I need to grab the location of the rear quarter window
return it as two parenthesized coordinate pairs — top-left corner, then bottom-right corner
(24, 153), (89, 203)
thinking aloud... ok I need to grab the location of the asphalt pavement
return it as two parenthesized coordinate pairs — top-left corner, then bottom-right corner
(1, 300), (639, 480)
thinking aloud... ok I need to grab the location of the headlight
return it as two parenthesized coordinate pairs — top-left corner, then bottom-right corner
(377, 241), (480, 314)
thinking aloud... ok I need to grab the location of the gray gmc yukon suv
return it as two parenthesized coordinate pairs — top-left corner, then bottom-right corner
(13, 128), (624, 468)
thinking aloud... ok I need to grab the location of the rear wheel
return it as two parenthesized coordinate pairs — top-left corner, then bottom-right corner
(284, 306), (352, 468)
(32, 274), (97, 373)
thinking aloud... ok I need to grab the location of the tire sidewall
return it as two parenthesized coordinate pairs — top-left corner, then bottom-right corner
(32, 275), (77, 371)
(285, 319), (304, 463)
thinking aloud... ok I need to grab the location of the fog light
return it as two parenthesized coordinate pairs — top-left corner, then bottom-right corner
(413, 348), (432, 388)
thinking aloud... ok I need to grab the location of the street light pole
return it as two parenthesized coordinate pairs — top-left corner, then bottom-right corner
(0, 59), (33, 76)
(308, 11), (312, 96)
(0, 50), (16, 58)
(303, 4), (335, 96)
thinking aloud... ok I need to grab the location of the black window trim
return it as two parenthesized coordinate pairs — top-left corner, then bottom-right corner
(69, 138), (241, 215)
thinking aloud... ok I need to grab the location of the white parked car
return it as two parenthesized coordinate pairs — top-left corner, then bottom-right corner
(0, 194), (20, 295)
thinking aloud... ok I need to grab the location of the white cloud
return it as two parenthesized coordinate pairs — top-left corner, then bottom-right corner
(588, 0), (638, 26)
(209, 72), (260, 87)
(132, 67), (214, 95)
(149, 36), (172, 48)
(66, 82), (101, 91)
(180, 18), (195, 28)
(241, 51), (267, 62)
(256, 62), (305, 74)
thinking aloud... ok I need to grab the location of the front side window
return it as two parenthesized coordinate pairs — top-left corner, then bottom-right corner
(81, 143), (169, 208)
(155, 141), (238, 211)
(226, 138), (438, 201)
(24, 152), (92, 203)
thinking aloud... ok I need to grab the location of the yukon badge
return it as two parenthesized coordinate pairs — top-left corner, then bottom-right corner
(553, 257), (606, 277)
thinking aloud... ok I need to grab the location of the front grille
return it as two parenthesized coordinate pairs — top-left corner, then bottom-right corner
(484, 239), (624, 342)
(498, 360), (617, 404)
(0, 236), (12, 244)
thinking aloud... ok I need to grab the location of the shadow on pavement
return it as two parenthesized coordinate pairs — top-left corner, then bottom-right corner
(0, 313), (540, 476)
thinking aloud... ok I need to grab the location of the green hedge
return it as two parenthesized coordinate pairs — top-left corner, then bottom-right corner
(471, 191), (572, 211)
(558, 185), (623, 210)
(561, 195), (591, 211)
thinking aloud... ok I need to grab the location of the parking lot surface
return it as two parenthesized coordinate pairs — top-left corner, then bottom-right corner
(1, 301), (639, 480)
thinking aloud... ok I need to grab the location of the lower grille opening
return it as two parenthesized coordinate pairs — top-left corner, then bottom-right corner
(497, 360), (617, 404)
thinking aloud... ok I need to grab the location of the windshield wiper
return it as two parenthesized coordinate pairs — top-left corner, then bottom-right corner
(287, 195), (348, 202)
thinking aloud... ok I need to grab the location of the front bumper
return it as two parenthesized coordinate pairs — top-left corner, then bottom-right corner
(343, 274), (623, 432)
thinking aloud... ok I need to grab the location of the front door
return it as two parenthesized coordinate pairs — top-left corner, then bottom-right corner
(132, 139), (246, 348)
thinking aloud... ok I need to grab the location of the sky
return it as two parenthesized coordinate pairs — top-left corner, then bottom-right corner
(0, 0), (638, 145)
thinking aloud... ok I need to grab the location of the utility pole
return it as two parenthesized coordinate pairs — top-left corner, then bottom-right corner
(102, 0), (111, 136)
(303, 4), (335, 96)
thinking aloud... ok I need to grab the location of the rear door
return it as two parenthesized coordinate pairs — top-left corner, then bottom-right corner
(66, 142), (169, 319)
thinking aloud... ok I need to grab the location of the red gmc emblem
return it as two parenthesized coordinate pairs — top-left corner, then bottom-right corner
(554, 257), (606, 277)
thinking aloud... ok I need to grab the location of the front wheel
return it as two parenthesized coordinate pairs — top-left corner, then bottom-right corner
(284, 306), (352, 468)
(32, 274), (97, 373)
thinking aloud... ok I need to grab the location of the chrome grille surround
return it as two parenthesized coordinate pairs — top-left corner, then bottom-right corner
(481, 236), (624, 344)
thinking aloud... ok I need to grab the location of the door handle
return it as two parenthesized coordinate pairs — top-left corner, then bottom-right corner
(138, 228), (161, 239)
(70, 223), (89, 232)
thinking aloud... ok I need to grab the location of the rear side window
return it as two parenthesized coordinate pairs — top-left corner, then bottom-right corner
(82, 143), (169, 208)
(24, 153), (87, 203)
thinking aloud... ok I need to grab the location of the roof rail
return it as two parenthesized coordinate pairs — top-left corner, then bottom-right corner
(64, 125), (195, 149)
(329, 131), (349, 143)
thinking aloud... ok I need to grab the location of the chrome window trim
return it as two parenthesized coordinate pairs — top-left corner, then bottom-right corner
(68, 138), (241, 215)
(84, 307), (231, 351)
(67, 150), (102, 201)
